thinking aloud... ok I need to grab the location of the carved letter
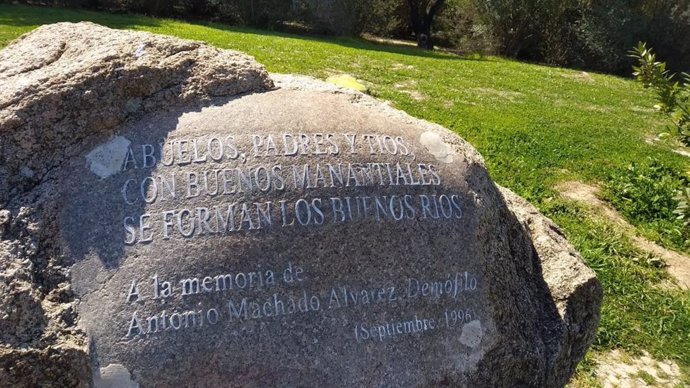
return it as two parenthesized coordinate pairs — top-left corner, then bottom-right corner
(141, 144), (156, 168)
(127, 311), (144, 337)
(123, 216), (137, 245)
(127, 280), (140, 303)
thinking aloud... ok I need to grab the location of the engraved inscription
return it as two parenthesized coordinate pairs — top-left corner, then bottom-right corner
(121, 262), (482, 346)
(106, 132), (467, 244)
(84, 128), (484, 361)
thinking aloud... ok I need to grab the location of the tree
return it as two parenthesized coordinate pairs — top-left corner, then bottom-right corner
(407, 0), (445, 49)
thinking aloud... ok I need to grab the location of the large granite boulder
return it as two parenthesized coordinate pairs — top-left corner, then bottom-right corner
(0, 23), (601, 387)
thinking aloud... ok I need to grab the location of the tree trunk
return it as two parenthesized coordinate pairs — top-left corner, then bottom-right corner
(416, 23), (433, 49)
(407, 0), (445, 50)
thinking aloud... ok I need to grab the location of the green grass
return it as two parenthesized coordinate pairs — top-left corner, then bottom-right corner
(603, 158), (689, 252)
(636, 370), (657, 385)
(2, 3), (689, 383)
(547, 200), (690, 365)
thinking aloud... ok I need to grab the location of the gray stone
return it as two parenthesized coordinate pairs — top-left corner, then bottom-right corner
(0, 23), (601, 387)
(0, 22), (271, 387)
(0, 21), (272, 204)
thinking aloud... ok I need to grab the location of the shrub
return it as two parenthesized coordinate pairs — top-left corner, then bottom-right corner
(356, 0), (410, 38)
(471, 0), (690, 75)
(605, 159), (686, 223)
(566, 1), (639, 74)
(629, 43), (690, 144)
(472, 0), (543, 59)
(434, 0), (496, 54)
(604, 158), (689, 249)
(628, 44), (690, 247)
(629, 42), (684, 113)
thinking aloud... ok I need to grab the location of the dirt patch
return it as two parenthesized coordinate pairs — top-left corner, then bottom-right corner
(583, 104), (615, 113)
(631, 235), (690, 290)
(595, 350), (683, 388)
(645, 134), (662, 145)
(673, 148), (690, 158)
(562, 71), (596, 83)
(360, 34), (462, 57)
(391, 63), (415, 71)
(394, 79), (426, 101)
(402, 90), (426, 101)
(631, 106), (657, 114)
(557, 181), (629, 227)
(556, 181), (690, 289)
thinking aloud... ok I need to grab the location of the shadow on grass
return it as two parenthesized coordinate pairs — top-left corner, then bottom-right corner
(0, 4), (489, 62)
(200, 19), (485, 62)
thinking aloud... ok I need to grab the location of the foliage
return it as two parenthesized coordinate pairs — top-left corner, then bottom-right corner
(433, 0), (495, 55)
(673, 102), (690, 146)
(559, 0), (639, 75)
(355, 0), (409, 38)
(629, 43), (690, 146)
(626, 42), (690, 257)
(604, 158), (689, 250)
(473, 0), (690, 75)
(629, 42), (684, 113)
(674, 187), (690, 228)
(472, 0), (562, 59)
(605, 159), (685, 222)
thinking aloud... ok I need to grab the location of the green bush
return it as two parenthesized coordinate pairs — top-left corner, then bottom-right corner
(471, 0), (690, 75)
(604, 158), (689, 249)
(628, 44), (690, 248)
(434, 0), (496, 54)
(355, 0), (409, 38)
(605, 159), (685, 222)
(567, 1), (638, 74)
(629, 42), (684, 113)
(472, 0), (542, 58)
(629, 43), (690, 144)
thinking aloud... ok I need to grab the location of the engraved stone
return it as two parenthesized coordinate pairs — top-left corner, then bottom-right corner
(0, 23), (602, 387)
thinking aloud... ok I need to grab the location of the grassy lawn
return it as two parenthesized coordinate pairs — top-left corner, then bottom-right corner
(1, 4), (689, 384)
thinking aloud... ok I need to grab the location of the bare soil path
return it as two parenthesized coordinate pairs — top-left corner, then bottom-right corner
(556, 181), (690, 289)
